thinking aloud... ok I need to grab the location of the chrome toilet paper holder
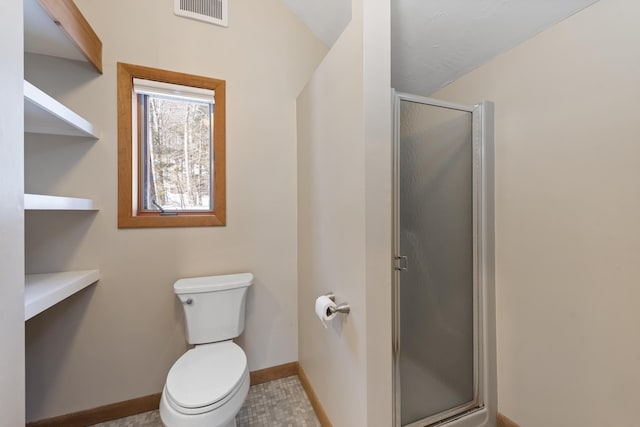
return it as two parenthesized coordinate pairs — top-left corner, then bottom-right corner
(324, 292), (351, 314)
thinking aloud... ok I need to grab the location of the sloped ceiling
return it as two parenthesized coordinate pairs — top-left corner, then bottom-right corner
(279, 0), (351, 47)
(280, 0), (599, 95)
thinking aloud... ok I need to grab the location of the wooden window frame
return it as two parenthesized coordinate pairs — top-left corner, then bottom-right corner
(117, 62), (226, 228)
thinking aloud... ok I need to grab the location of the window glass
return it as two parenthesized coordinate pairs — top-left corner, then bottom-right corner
(140, 94), (213, 212)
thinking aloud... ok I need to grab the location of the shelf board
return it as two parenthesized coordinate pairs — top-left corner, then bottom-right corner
(25, 270), (100, 321)
(24, 80), (99, 138)
(24, 194), (99, 211)
(24, 0), (103, 73)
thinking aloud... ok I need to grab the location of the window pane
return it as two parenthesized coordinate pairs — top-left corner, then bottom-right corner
(142, 95), (213, 211)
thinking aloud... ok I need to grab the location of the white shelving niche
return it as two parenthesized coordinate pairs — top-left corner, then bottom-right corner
(24, 80), (99, 138)
(24, 81), (100, 211)
(23, 0), (104, 321)
(25, 194), (99, 211)
(25, 270), (100, 320)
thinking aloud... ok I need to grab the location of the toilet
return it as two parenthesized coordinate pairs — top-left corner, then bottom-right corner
(160, 273), (253, 427)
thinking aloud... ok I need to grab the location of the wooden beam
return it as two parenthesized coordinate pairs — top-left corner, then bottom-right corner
(38, 0), (103, 73)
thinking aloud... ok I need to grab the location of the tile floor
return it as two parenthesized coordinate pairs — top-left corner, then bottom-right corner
(91, 376), (320, 427)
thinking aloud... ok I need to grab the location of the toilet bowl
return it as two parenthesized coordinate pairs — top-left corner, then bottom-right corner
(160, 273), (253, 427)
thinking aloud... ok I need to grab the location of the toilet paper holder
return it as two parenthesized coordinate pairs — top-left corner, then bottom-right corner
(324, 293), (351, 315)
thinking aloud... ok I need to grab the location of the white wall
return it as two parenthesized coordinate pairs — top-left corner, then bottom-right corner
(297, 12), (368, 424)
(24, 0), (326, 421)
(363, 0), (393, 423)
(0, 0), (25, 425)
(297, 0), (392, 424)
(432, 0), (640, 425)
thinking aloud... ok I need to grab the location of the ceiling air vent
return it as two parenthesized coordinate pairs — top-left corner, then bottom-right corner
(174, 0), (228, 27)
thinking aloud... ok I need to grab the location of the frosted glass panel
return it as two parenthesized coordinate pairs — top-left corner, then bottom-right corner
(399, 100), (474, 425)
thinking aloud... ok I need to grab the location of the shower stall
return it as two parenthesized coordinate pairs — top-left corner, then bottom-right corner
(392, 92), (496, 427)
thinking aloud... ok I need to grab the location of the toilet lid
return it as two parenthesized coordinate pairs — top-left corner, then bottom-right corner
(166, 341), (247, 409)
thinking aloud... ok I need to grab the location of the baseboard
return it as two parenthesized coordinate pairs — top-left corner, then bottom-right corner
(26, 361), (503, 427)
(497, 412), (521, 427)
(250, 361), (299, 385)
(26, 393), (161, 427)
(26, 361), (316, 427)
(297, 364), (333, 427)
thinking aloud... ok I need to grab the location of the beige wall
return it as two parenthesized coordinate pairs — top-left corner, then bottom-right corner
(0, 0), (25, 425)
(432, 0), (640, 425)
(24, 0), (326, 421)
(297, 0), (392, 424)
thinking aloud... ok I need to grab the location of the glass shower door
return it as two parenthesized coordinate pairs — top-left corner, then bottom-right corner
(394, 93), (489, 427)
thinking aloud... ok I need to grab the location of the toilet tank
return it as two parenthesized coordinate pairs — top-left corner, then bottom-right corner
(174, 273), (253, 345)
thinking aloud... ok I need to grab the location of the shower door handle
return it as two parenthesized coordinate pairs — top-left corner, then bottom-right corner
(395, 256), (408, 271)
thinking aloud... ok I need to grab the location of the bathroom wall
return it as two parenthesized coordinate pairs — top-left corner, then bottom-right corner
(23, 0), (326, 421)
(0, 0), (25, 425)
(362, 0), (393, 423)
(431, 0), (640, 425)
(297, 0), (392, 424)
(297, 13), (367, 424)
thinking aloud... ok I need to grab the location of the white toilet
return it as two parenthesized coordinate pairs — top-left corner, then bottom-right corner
(160, 273), (253, 427)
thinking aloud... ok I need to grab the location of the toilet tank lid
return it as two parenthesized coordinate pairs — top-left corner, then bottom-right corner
(174, 273), (254, 294)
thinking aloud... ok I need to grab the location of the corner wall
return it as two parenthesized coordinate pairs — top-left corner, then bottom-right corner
(432, 0), (640, 425)
(24, 0), (326, 421)
(297, 0), (392, 424)
(0, 0), (25, 425)
(363, 0), (393, 424)
(296, 11), (368, 424)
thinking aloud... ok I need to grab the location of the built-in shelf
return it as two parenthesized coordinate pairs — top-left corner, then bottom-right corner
(24, 80), (99, 138)
(24, 194), (99, 211)
(22, 0), (103, 323)
(25, 270), (100, 320)
(24, 0), (103, 73)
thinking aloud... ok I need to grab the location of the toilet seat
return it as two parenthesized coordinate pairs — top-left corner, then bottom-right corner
(165, 341), (248, 415)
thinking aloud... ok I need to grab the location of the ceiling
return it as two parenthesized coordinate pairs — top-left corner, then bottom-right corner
(279, 0), (351, 47)
(280, 0), (599, 96)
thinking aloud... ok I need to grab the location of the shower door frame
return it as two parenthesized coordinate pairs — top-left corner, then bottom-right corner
(392, 91), (496, 427)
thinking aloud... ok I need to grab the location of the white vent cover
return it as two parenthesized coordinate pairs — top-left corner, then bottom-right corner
(174, 0), (228, 27)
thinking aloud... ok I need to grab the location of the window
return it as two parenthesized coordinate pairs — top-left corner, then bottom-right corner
(117, 63), (225, 228)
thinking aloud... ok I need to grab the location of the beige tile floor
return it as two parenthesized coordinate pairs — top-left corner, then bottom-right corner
(91, 376), (320, 427)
